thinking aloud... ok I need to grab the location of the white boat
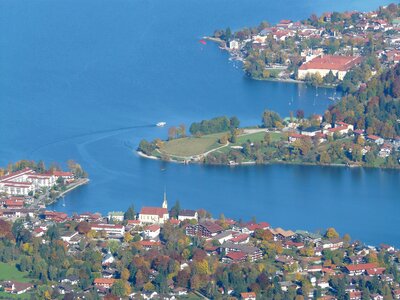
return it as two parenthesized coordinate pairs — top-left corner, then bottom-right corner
(156, 122), (166, 127)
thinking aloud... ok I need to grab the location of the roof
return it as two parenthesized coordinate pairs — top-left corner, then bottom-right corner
(220, 242), (261, 254)
(145, 224), (160, 232)
(367, 135), (382, 140)
(5, 199), (24, 206)
(230, 234), (249, 243)
(299, 55), (362, 71)
(179, 209), (197, 217)
(289, 133), (307, 139)
(140, 240), (161, 247)
(93, 278), (115, 285)
(199, 221), (223, 233)
(328, 126), (348, 132)
(226, 251), (247, 261)
(302, 126), (321, 133)
(345, 263), (377, 272)
(241, 292), (257, 298)
(91, 223), (124, 230)
(366, 267), (386, 275)
(270, 227), (295, 237)
(140, 207), (168, 218)
(0, 168), (34, 182)
(245, 222), (270, 231)
(50, 171), (73, 177)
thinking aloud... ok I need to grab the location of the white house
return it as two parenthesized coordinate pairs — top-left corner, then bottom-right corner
(108, 211), (124, 222)
(90, 224), (125, 236)
(178, 209), (198, 221)
(144, 224), (161, 239)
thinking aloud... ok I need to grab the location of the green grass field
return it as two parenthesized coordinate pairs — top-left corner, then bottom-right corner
(0, 262), (30, 282)
(234, 131), (282, 145)
(160, 133), (226, 157)
(0, 291), (31, 299)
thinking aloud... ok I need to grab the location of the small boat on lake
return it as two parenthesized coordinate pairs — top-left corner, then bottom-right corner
(156, 122), (166, 127)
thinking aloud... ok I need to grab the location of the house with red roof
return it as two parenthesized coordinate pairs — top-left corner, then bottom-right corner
(2, 281), (33, 295)
(298, 55), (362, 80)
(42, 211), (68, 222)
(367, 135), (384, 145)
(144, 224), (160, 239)
(325, 125), (350, 136)
(223, 251), (247, 263)
(139, 240), (161, 250)
(243, 222), (270, 233)
(93, 278), (115, 289)
(4, 198), (24, 209)
(241, 292), (257, 300)
(345, 263), (378, 276)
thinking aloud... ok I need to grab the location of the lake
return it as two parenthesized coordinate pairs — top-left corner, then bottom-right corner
(1, 0), (399, 246)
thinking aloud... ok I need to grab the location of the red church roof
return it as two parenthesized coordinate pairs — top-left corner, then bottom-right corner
(140, 207), (168, 218)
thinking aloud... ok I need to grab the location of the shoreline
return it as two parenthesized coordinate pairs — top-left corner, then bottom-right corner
(204, 36), (338, 88)
(46, 178), (90, 206)
(137, 150), (400, 170)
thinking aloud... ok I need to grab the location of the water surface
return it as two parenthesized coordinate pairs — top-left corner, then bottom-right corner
(1, 0), (398, 246)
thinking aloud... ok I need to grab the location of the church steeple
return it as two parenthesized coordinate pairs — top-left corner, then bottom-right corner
(162, 187), (168, 209)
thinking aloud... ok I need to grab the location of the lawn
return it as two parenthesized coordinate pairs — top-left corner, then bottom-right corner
(160, 133), (226, 157)
(0, 262), (30, 283)
(0, 291), (31, 299)
(235, 131), (282, 145)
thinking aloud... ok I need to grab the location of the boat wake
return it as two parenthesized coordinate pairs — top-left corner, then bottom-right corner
(28, 124), (154, 155)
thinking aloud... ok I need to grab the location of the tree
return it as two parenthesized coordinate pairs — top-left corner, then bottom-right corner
(262, 110), (283, 128)
(264, 133), (271, 145)
(120, 268), (130, 281)
(111, 280), (130, 297)
(296, 110), (305, 120)
(230, 116), (240, 129)
(67, 160), (87, 178)
(47, 225), (60, 241)
(169, 200), (181, 219)
(319, 151), (331, 164)
(219, 134), (229, 145)
(124, 205), (135, 220)
(178, 124), (186, 138)
(343, 233), (351, 243)
(0, 219), (13, 240)
(76, 221), (91, 235)
(168, 127), (178, 140)
(124, 232), (133, 243)
(325, 227), (339, 239)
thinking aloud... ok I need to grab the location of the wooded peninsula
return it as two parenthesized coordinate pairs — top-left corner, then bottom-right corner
(138, 63), (400, 169)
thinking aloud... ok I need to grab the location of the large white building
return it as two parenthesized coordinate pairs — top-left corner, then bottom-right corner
(298, 55), (362, 80)
(0, 168), (60, 196)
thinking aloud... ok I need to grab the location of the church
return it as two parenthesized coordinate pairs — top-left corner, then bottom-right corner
(138, 192), (169, 224)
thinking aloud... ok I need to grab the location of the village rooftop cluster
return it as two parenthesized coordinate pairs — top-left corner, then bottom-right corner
(1, 192), (400, 300)
(217, 4), (400, 83)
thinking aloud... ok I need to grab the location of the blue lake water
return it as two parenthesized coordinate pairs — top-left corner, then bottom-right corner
(1, 0), (399, 246)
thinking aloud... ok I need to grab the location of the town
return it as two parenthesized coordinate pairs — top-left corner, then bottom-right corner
(212, 3), (400, 88)
(0, 180), (400, 299)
